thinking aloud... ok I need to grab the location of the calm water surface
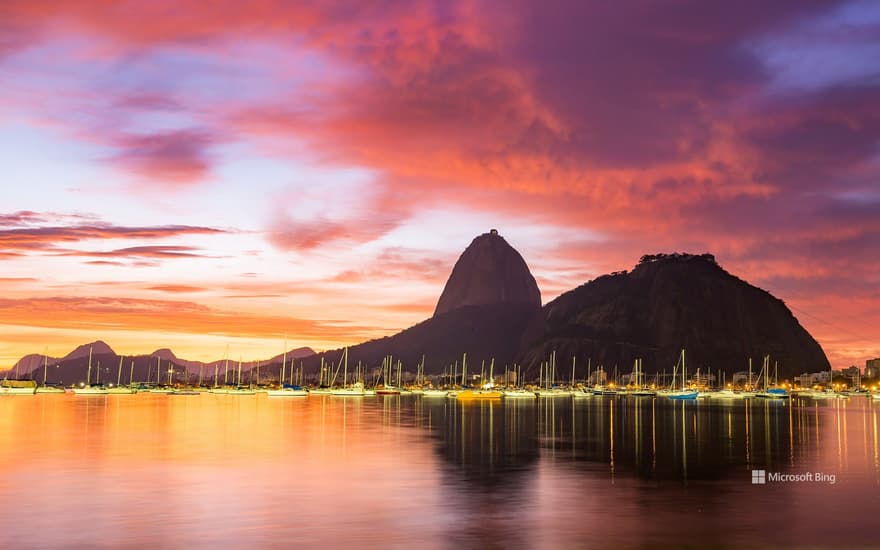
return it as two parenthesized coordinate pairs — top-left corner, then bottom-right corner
(1, 394), (878, 549)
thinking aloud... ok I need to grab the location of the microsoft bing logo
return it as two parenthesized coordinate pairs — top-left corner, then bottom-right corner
(751, 470), (766, 484)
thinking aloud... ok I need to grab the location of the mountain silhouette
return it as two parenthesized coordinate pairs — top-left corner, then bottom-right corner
(434, 229), (541, 316)
(517, 253), (830, 379)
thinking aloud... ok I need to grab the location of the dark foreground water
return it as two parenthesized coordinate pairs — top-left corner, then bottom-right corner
(1, 393), (878, 549)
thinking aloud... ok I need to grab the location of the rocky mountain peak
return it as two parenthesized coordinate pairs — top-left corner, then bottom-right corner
(434, 230), (541, 317)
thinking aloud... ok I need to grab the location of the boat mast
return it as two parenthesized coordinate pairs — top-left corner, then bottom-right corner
(764, 354), (770, 391)
(224, 349), (229, 386)
(281, 345), (287, 388)
(43, 349), (49, 385)
(748, 358), (752, 391)
(117, 356), (123, 386)
(462, 353), (467, 386)
(130, 360), (135, 386)
(87, 346), (93, 386)
(681, 349), (686, 390)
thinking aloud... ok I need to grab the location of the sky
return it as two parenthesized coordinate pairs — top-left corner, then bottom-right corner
(0, 0), (877, 368)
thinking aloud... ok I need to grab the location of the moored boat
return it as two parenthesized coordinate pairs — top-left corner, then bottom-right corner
(331, 382), (371, 396)
(504, 388), (537, 399)
(708, 389), (745, 399)
(34, 385), (66, 394)
(0, 381), (37, 395)
(666, 350), (699, 400)
(456, 389), (502, 400)
(667, 390), (699, 400)
(266, 386), (309, 397)
(570, 388), (592, 399)
(72, 347), (110, 395)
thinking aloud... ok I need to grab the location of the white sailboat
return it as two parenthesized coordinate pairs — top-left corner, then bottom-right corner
(629, 358), (657, 397)
(331, 349), (375, 396)
(535, 352), (568, 398)
(504, 364), (537, 398)
(106, 356), (135, 394)
(35, 349), (64, 393)
(0, 380), (37, 395)
(73, 347), (110, 395)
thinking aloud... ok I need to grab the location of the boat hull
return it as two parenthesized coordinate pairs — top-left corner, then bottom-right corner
(456, 390), (502, 400)
(503, 390), (537, 399)
(72, 388), (110, 395)
(0, 387), (37, 395)
(35, 386), (66, 394)
(667, 391), (699, 400)
(536, 390), (569, 398)
(266, 389), (309, 397)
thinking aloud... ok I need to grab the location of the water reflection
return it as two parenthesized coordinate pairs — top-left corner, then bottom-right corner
(422, 397), (825, 483)
(0, 394), (878, 548)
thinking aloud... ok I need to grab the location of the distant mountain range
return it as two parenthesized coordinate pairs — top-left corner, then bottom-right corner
(5, 230), (830, 384)
(4, 341), (313, 385)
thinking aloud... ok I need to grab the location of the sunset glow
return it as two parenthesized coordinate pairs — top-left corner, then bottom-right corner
(1, 1), (877, 367)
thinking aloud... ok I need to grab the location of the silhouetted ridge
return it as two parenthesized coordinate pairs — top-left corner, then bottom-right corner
(519, 253), (830, 379)
(63, 340), (115, 361)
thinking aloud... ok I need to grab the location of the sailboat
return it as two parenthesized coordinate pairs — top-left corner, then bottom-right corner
(755, 355), (789, 399)
(308, 357), (334, 394)
(629, 358), (657, 397)
(35, 349), (65, 394)
(808, 365), (847, 400)
(73, 347), (110, 395)
(667, 350), (698, 400)
(0, 379), (37, 395)
(535, 352), (569, 398)
(456, 355), (502, 400)
(267, 346), (308, 397)
(504, 364), (537, 399)
(226, 358), (256, 395)
(107, 356), (136, 394)
(376, 356), (402, 395)
(1, 356), (37, 395)
(331, 349), (373, 396)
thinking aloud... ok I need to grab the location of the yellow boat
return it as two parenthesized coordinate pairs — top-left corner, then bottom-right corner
(456, 389), (502, 400)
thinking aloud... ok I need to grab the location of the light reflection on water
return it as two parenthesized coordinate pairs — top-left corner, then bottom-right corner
(0, 394), (878, 548)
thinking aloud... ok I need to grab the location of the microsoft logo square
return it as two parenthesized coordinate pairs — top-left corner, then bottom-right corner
(752, 470), (766, 484)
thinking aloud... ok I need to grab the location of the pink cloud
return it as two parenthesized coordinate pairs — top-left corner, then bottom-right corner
(1, 0), (877, 367)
